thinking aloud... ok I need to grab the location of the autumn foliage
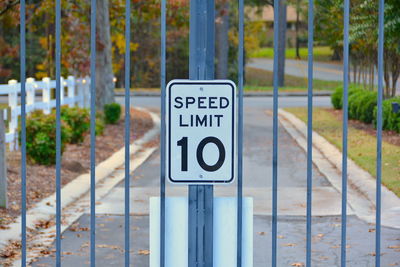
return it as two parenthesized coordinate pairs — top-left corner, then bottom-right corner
(0, 0), (190, 87)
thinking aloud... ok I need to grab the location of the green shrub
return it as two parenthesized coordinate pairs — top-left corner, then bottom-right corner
(104, 103), (121, 124)
(348, 90), (366, 120)
(20, 110), (71, 165)
(331, 85), (363, 110)
(357, 91), (377, 123)
(331, 87), (343, 109)
(60, 106), (90, 144)
(374, 97), (400, 132)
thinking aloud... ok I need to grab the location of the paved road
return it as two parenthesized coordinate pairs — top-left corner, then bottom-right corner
(248, 58), (400, 94)
(33, 96), (400, 266)
(249, 58), (344, 82)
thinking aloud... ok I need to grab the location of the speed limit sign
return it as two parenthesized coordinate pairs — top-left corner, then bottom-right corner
(166, 80), (236, 184)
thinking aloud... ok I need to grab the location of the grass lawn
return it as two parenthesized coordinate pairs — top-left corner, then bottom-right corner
(250, 46), (335, 62)
(285, 107), (400, 198)
(245, 67), (342, 91)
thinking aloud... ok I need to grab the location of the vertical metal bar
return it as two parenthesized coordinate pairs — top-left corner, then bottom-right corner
(188, 186), (197, 266)
(237, 0), (244, 265)
(188, 1), (214, 266)
(204, 2), (215, 266)
(205, 0), (215, 78)
(188, 4), (200, 263)
(124, 0), (131, 266)
(306, 0), (314, 266)
(20, 0), (27, 266)
(341, 0), (350, 265)
(188, 4), (197, 265)
(90, 0), (97, 265)
(160, 0), (166, 264)
(375, 0), (384, 265)
(272, 0), (280, 266)
(55, 0), (62, 265)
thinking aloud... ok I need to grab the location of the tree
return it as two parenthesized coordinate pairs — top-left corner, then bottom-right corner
(248, 0), (287, 86)
(314, 0), (343, 60)
(277, 0), (287, 86)
(0, 0), (194, 90)
(294, 0), (301, 59)
(351, 0), (400, 97)
(95, 0), (114, 109)
(216, 0), (230, 79)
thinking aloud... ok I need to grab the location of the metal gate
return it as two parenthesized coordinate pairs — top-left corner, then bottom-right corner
(14, 0), (386, 266)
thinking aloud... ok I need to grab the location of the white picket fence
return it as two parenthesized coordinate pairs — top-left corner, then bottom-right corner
(0, 76), (91, 151)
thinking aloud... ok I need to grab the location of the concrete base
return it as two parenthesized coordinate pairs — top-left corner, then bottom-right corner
(149, 197), (253, 267)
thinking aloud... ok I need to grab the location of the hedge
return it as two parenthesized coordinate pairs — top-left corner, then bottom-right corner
(373, 97), (400, 133)
(331, 85), (364, 110)
(357, 91), (377, 124)
(331, 86), (400, 132)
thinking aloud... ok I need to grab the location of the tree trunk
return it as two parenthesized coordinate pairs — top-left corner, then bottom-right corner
(332, 47), (341, 61)
(384, 56), (390, 97)
(391, 64), (400, 97)
(215, 0), (229, 79)
(96, 0), (115, 110)
(295, 0), (300, 59)
(277, 1), (287, 87)
(352, 61), (357, 84)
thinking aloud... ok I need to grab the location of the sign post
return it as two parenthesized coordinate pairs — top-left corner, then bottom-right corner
(189, 1), (215, 266)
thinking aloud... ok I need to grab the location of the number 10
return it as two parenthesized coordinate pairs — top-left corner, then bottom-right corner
(177, 136), (226, 172)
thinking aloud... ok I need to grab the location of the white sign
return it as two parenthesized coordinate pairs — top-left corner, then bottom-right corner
(166, 80), (236, 184)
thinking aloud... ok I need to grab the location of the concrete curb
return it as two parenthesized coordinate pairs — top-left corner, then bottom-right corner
(278, 109), (400, 229)
(0, 109), (160, 253)
(114, 90), (332, 97)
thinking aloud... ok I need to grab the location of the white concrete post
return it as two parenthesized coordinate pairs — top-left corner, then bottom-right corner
(0, 109), (7, 208)
(8, 80), (18, 151)
(67, 76), (75, 107)
(26, 77), (35, 112)
(42, 77), (51, 114)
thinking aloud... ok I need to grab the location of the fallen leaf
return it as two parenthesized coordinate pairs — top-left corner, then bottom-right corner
(282, 243), (297, 247)
(0, 249), (16, 258)
(257, 232), (266, 236)
(291, 262), (304, 267)
(139, 249), (150, 255)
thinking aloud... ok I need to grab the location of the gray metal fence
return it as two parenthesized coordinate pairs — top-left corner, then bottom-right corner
(16, 0), (385, 266)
